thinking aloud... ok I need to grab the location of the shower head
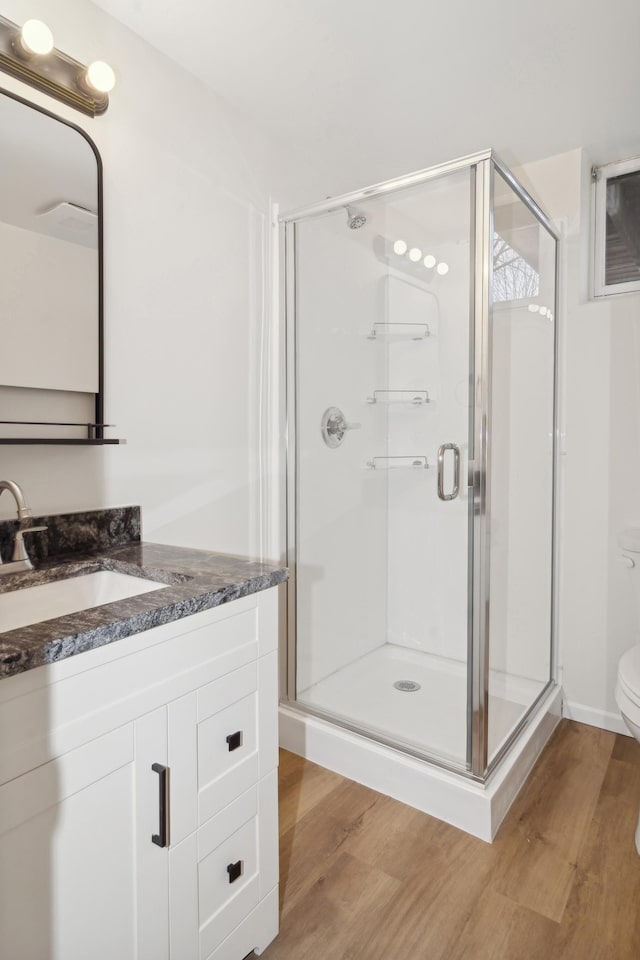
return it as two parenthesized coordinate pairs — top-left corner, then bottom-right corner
(346, 205), (367, 230)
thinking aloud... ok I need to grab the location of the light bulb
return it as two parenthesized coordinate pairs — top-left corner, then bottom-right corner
(436, 262), (449, 275)
(539, 307), (548, 317)
(393, 240), (407, 256)
(423, 254), (436, 269)
(85, 61), (116, 94)
(528, 303), (540, 313)
(20, 19), (54, 56)
(409, 247), (422, 262)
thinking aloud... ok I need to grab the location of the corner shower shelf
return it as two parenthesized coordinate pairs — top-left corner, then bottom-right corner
(366, 455), (429, 470)
(366, 389), (430, 405)
(367, 322), (430, 340)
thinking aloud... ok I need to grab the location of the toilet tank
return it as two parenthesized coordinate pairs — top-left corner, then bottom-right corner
(619, 527), (640, 626)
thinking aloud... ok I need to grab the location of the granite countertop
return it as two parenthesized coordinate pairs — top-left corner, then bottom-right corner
(0, 508), (288, 679)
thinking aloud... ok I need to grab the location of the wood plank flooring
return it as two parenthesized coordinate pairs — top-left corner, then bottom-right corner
(259, 721), (640, 960)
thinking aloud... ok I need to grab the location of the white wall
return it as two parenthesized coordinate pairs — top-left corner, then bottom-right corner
(0, 0), (285, 558)
(605, 299), (640, 722)
(0, 220), (98, 394)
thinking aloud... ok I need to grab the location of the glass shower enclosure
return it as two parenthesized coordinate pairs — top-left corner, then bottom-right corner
(281, 151), (558, 780)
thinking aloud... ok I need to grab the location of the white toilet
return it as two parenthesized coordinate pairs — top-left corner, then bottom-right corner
(615, 526), (640, 854)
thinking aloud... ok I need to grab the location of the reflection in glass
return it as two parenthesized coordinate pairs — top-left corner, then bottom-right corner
(0, 91), (99, 396)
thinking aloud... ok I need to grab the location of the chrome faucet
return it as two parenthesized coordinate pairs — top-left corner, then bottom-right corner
(0, 480), (47, 575)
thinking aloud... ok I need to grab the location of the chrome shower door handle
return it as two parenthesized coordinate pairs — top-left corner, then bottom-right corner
(437, 443), (460, 501)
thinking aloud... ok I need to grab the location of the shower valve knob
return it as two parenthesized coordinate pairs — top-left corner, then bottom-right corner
(321, 407), (361, 448)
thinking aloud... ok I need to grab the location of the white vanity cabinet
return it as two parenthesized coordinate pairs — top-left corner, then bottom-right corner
(0, 705), (169, 959)
(0, 587), (280, 960)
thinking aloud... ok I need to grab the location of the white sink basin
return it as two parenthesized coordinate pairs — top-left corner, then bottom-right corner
(0, 570), (167, 633)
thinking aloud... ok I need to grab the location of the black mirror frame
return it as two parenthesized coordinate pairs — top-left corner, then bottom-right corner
(0, 86), (120, 445)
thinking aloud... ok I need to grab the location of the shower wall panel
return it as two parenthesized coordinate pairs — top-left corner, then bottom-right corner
(386, 240), (470, 660)
(295, 216), (388, 692)
(384, 187), (472, 663)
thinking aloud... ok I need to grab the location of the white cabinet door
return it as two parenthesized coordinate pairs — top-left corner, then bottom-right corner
(0, 708), (168, 960)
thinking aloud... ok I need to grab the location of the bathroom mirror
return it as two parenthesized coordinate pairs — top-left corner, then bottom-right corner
(0, 88), (100, 395)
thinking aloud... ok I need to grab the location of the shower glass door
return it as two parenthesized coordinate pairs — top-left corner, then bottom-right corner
(486, 166), (557, 767)
(286, 165), (476, 769)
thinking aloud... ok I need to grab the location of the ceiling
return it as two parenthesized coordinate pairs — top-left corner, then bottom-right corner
(93, 0), (640, 199)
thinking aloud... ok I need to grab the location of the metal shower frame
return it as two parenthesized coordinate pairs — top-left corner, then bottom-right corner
(279, 149), (560, 782)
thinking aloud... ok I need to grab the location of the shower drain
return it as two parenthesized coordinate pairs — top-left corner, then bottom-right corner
(393, 680), (421, 693)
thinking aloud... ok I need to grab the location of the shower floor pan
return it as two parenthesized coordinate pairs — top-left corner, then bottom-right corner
(281, 644), (561, 840)
(297, 644), (542, 765)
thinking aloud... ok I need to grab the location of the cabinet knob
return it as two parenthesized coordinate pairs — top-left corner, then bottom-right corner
(227, 860), (243, 884)
(226, 730), (243, 752)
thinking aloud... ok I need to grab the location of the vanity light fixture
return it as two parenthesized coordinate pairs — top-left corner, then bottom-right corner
(17, 19), (53, 56)
(0, 13), (114, 116)
(84, 60), (116, 95)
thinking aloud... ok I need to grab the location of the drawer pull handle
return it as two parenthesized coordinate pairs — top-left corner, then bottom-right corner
(227, 860), (243, 884)
(226, 730), (243, 752)
(151, 763), (170, 848)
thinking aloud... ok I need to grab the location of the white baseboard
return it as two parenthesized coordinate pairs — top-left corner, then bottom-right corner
(563, 699), (631, 736)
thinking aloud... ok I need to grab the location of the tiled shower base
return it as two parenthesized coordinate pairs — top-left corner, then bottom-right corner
(281, 644), (560, 840)
(297, 644), (545, 765)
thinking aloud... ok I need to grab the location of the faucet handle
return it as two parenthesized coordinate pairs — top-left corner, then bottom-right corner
(12, 525), (48, 563)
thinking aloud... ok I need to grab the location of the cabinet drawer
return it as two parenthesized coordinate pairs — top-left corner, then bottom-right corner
(197, 664), (259, 824)
(198, 694), (257, 787)
(198, 787), (259, 958)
